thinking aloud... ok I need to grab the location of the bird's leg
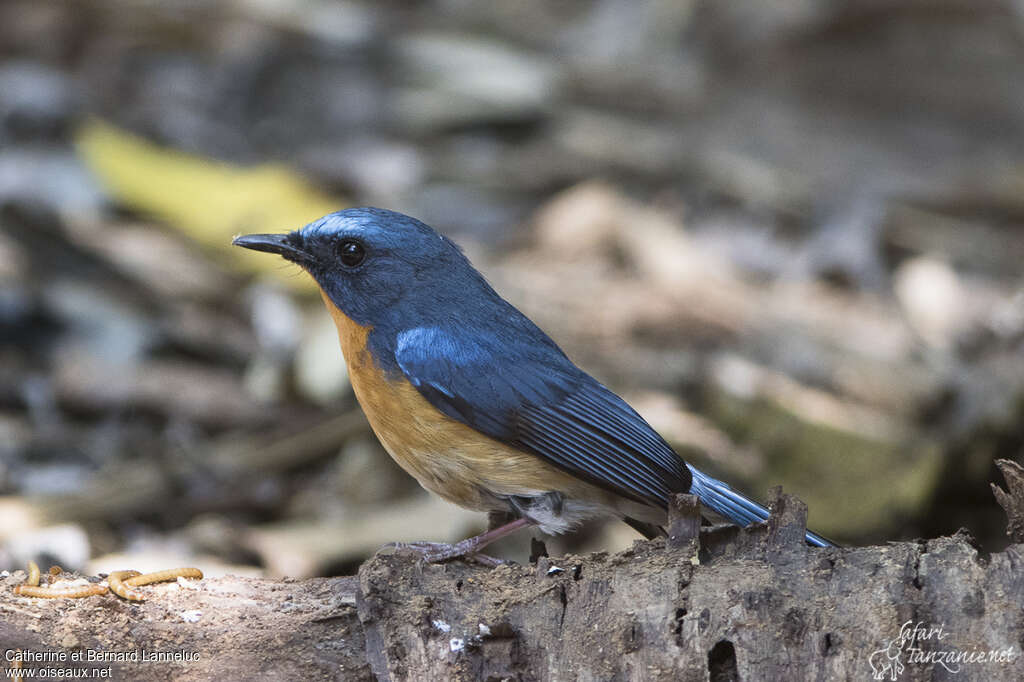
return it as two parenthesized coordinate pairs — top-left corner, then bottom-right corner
(424, 517), (533, 561)
(386, 517), (534, 564)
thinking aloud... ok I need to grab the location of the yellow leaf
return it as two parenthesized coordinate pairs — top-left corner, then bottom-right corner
(75, 119), (344, 290)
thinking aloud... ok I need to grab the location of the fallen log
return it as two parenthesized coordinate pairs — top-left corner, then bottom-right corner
(2, 487), (1021, 681)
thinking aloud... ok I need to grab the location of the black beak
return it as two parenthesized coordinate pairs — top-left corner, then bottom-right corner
(232, 233), (310, 263)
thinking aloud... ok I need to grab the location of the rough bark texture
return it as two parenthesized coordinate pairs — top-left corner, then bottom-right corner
(992, 459), (1024, 544)
(2, 490), (1022, 681)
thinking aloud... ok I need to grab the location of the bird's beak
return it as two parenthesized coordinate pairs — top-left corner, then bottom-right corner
(232, 233), (310, 263)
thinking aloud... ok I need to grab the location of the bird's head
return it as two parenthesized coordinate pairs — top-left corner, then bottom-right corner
(233, 207), (487, 327)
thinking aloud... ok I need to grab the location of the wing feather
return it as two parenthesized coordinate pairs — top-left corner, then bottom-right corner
(395, 327), (690, 507)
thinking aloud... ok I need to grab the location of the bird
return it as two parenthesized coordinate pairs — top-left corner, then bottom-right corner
(233, 207), (834, 561)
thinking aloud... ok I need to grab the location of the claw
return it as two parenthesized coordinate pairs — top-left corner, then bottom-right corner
(377, 517), (533, 565)
(382, 541), (504, 566)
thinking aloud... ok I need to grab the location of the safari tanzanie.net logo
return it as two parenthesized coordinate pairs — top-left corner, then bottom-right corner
(868, 620), (1016, 679)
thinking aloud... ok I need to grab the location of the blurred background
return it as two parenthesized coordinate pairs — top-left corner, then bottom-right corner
(2, 0), (1023, 579)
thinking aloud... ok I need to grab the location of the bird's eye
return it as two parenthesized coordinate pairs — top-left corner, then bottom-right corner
(338, 240), (365, 267)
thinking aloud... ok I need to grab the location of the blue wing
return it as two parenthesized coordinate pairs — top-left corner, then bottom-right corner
(394, 326), (836, 548)
(394, 326), (691, 508)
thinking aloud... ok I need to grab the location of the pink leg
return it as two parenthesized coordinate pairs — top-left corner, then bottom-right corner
(387, 517), (534, 564)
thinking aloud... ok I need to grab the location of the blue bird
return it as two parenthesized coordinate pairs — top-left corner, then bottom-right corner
(234, 208), (833, 561)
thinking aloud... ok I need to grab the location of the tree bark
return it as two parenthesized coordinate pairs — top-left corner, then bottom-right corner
(2, 488), (1022, 681)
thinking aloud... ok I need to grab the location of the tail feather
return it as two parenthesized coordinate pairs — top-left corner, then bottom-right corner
(686, 465), (835, 548)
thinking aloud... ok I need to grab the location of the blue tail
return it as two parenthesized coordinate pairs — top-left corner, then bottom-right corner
(686, 465), (835, 548)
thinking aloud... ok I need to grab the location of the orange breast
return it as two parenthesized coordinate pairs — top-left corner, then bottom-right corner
(319, 290), (605, 512)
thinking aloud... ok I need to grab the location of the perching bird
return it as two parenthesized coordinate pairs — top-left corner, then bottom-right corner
(234, 208), (833, 560)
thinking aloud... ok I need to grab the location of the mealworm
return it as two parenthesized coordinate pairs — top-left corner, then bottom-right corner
(13, 584), (109, 599)
(48, 565), (63, 576)
(123, 567), (203, 587)
(25, 561), (40, 587)
(107, 570), (145, 601)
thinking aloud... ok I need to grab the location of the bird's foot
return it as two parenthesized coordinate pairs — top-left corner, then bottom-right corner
(379, 517), (534, 567)
(381, 541), (504, 567)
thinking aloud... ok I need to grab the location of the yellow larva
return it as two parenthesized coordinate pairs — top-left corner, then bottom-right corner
(25, 561), (40, 587)
(106, 567), (204, 601)
(124, 567), (204, 587)
(107, 570), (145, 601)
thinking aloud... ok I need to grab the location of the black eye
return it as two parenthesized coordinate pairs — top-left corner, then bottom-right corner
(338, 240), (365, 267)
